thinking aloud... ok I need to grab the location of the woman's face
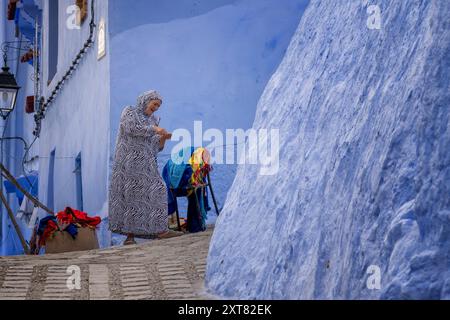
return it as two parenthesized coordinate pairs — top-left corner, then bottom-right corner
(145, 99), (162, 115)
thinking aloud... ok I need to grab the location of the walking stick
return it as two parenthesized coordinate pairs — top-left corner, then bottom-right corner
(169, 188), (182, 232)
(207, 173), (221, 216)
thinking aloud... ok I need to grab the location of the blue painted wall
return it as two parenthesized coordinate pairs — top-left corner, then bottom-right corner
(108, 0), (309, 214)
(1, 0), (308, 254)
(37, 0), (111, 248)
(1, 0), (111, 255)
(0, 0), (40, 255)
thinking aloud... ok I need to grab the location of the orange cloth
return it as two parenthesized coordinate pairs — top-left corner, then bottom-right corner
(188, 148), (212, 189)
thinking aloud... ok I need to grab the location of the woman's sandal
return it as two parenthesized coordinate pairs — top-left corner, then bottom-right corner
(157, 230), (184, 239)
(123, 238), (137, 246)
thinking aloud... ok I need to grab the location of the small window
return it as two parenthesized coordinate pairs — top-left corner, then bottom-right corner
(47, 149), (56, 211)
(74, 153), (84, 211)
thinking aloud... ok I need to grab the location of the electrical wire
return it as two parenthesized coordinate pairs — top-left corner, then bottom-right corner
(22, 135), (38, 172)
(0, 136), (35, 188)
(34, 0), (96, 137)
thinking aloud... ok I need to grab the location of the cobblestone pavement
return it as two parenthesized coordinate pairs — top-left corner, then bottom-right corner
(0, 229), (215, 300)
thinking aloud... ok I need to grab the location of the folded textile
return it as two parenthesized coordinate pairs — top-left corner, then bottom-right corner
(37, 216), (58, 246)
(167, 147), (196, 189)
(162, 147), (212, 233)
(37, 208), (101, 246)
(188, 147), (212, 188)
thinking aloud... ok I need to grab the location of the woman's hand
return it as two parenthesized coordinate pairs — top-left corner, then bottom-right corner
(154, 126), (172, 139)
(153, 126), (166, 135)
(154, 126), (172, 151)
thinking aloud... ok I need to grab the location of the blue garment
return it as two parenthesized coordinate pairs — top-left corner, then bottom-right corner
(37, 216), (57, 236)
(37, 215), (79, 239)
(65, 224), (79, 239)
(168, 147), (195, 189)
(14, 1), (42, 47)
(162, 147), (195, 214)
(3, 172), (39, 206)
(187, 189), (207, 233)
(13, 2), (42, 67)
(163, 163), (193, 215)
(162, 148), (211, 233)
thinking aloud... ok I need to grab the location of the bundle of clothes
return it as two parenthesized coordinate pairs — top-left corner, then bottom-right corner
(36, 207), (101, 247)
(162, 147), (212, 233)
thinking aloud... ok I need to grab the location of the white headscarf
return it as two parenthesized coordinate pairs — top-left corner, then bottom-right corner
(135, 90), (163, 124)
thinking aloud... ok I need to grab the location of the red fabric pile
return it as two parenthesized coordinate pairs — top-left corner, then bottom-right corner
(36, 207), (101, 248)
(40, 220), (58, 247)
(56, 207), (102, 228)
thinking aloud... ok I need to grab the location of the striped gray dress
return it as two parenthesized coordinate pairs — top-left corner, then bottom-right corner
(108, 103), (168, 238)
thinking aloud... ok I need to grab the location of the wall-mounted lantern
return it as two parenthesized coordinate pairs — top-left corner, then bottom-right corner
(0, 53), (20, 120)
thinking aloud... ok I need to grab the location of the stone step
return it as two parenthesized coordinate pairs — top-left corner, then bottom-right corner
(0, 289), (28, 294)
(123, 295), (152, 300)
(119, 271), (147, 276)
(159, 275), (187, 281)
(122, 283), (151, 289)
(164, 288), (195, 295)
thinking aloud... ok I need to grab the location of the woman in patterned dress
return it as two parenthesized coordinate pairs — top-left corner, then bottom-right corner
(108, 90), (183, 245)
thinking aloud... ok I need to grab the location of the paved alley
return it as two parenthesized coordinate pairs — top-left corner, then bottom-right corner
(0, 229), (214, 300)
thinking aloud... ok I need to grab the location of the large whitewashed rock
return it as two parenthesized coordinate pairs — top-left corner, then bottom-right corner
(207, 0), (450, 299)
